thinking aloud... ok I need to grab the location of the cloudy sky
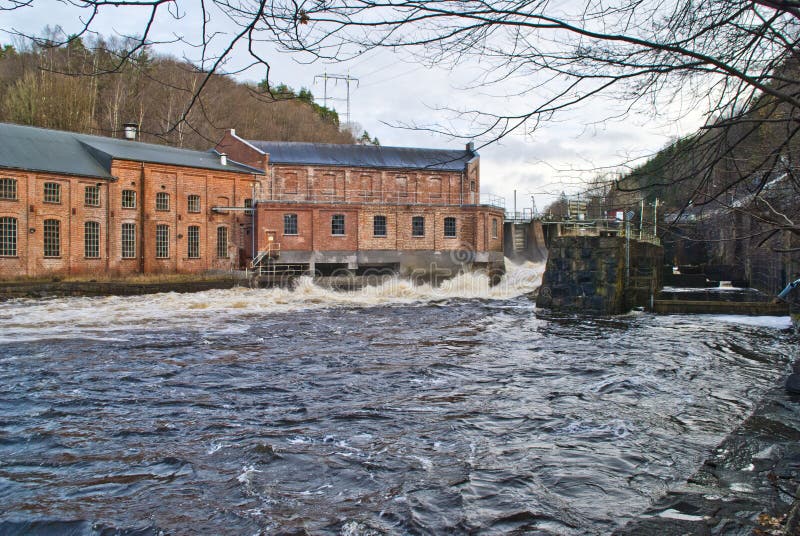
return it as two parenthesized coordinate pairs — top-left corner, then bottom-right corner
(0, 1), (705, 210)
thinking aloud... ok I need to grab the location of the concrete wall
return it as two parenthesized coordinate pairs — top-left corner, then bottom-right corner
(536, 235), (663, 314)
(503, 220), (547, 263)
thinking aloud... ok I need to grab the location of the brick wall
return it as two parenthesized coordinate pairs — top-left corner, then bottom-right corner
(270, 164), (469, 206)
(0, 161), (264, 279)
(254, 203), (503, 256)
(215, 130), (269, 172)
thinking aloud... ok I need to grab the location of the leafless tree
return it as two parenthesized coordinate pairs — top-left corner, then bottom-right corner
(2, 0), (799, 238)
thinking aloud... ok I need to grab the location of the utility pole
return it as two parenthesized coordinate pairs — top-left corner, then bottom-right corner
(314, 72), (359, 125)
(639, 199), (644, 240)
(653, 198), (659, 238)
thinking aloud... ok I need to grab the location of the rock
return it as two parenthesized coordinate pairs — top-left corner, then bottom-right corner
(785, 374), (800, 394)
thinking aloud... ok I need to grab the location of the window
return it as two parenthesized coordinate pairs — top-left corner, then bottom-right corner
(188, 225), (200, 259)
(444, 217), (457, 238)
(84, 221), (100, 258)
(396, 176), (409, 196)
(0, 217), (16, 256)
(373, 215), (387, 237)
(412, 216), (425, 237)
(216, 226), (228, 258)
(85, 185), (100, 207)
(121, 223), (136, 259)
(156, 192), (170, 211)
(0, 178), (17, 200)
(122, 190), (136, 209)
(44, 219), (60, 257)
(331, 214), (345, 236)
(156, 224), (169, 258)
(430, 177), (442, 198)
(187, 194), (201, 213)
(44, 182), (61, 203)
(492, 218), (498, 239)
(470, 180), (476, 192)
(244, 198), (253, 209)
(284, 213), (298, 235)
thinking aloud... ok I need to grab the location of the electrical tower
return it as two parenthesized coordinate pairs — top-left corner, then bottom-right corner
(314, 72), (359, 126)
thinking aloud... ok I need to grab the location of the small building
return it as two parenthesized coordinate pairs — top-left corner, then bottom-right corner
(216, 131), (505, 276)
(0, 122), (264, 279)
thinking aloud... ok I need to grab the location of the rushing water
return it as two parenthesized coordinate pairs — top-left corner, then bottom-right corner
(0, 263), (795, 535)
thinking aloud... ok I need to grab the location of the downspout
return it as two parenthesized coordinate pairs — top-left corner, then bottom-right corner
(139, 162), (145, 274)
(251, 179), (256, 263)
(106, 178), (112, 273)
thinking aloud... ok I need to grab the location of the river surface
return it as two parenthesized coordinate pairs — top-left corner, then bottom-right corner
(0, 264), (795, 535)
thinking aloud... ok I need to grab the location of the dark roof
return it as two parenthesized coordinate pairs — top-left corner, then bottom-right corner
(247, 140), (476, 171)
(0, 122), (261, 179)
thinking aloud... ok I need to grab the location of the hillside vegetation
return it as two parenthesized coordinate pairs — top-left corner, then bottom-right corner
(0, 34), (355, 149)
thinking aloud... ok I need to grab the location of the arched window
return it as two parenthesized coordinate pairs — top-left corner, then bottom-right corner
(187, 194), (201, 213)
(412, 216), (425, 237)
(284, 214), (298, 235)
(216, 226), (228, 258)
(84, 221), (100, 258)
(373, 215), (387, 237)
(121, 190), (136, 208)
(0, 178), (17, 200)
(155, 192), (170, 211)
(331, 214), (345, 236)
(85, 185), (100, 207)
(44, 219), (60, 257)
(121, 223), (136, 259)
(188, 225), (200, 258)
(444, 217), (457, 238)
(0, 217), (17, 256)
(155, 224), (169, 258)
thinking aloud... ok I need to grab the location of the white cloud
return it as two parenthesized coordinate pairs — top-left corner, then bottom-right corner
(0, 2), (706, 211)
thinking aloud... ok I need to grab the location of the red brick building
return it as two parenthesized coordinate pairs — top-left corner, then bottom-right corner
(0, 123), (504, 281)
(216, 130), (505, 276)
(0, 123), (264, 279)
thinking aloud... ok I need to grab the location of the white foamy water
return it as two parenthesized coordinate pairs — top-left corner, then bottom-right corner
(0, 260), (544, 343)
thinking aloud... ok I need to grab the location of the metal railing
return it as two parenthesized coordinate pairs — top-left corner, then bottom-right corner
(544, 218), (661, 245)
(253, 188), (505, 209)
(251, 242), (281, 268)
(505, 208), (536, 221)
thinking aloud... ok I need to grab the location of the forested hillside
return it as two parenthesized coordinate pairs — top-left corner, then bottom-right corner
(618, 57), (800, 217)
(0, 34), (355, 149)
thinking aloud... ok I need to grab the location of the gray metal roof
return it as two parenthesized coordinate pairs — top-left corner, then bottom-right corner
(247, 140), (476, 171)
(0, 122), (261, 179)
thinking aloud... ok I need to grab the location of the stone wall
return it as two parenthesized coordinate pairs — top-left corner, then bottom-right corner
(536, 235), (663, 314)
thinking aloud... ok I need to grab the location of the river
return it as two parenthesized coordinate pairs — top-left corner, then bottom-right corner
(0, 263), (795, 535)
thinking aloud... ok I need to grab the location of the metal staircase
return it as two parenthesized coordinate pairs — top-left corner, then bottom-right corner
(251, 243), (281, 275)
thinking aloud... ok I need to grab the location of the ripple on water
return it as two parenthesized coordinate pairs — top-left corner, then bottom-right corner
(0, 278), (795, 534)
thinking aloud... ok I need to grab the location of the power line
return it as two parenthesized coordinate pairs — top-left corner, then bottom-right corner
(314, 72), (359, 126)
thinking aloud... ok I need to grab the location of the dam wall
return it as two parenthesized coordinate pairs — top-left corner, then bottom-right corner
(503, 221), (548, 263)
(536, 235), (663, 314)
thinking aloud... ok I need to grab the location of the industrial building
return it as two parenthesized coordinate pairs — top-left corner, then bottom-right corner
(216, 130), (505, 277)
(0, 122), (262, 279)
(0, 123), (504, 280)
